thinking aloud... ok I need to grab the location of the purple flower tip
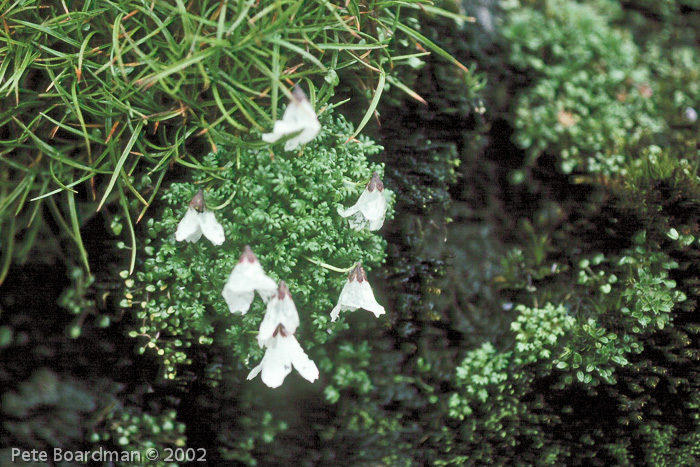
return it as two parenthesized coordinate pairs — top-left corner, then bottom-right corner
(367, 172), (384, 192)
(189, 189), (206, 212)
(277, 281), (292, 300)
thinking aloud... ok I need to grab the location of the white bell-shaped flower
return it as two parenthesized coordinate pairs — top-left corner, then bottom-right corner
(175, 189), (225, 245)
(247, 329), (319, 388)
(338, 172), (387, 231)
(222, 246), (278, 314)
(330, 263), (386, 322)
(256, 281), (300, 348)
(262, 86), (321, 151)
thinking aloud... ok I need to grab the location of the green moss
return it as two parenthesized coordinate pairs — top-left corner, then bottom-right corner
(505, 0), (661, 174)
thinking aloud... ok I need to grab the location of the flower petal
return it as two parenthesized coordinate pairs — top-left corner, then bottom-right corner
(175, 207), (203, 243)
(337, 203), (361, 219)
(355, 190), (387, 231)
(246, 363), (262, 381)
(260, 337), (293, 388)
(338, 187), (387, 231)
(347, 212), (368, 231)
(283, 335), (319, 383)
(223, 259), (277, 299)
(284, 135), (304, 152)
(284, 99), (320, 143)
(344, 280), (386, 317)
(367, 212), (387, 231)
(262, 120), (299, 144)
(257, 308), (279, 347)
(198, 211), (225, 245)
(248, 335), (319, 388)
(222, 288), (255, 314)
(365, 193), (387, 222)
(257, 283), (300, 346)
(262, 93), (320, 151)
(276, 293), (300, 334)
(331, 275), (386, 321)
(330, 303), (342, 322)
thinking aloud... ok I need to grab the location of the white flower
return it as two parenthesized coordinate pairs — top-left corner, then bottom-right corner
(222, 246), (277, 314)
(246, 331), (319, 388)
(256, 281), (299, 347)
(247, 281), (318, 388)
(330, 263), (385, 322)
(262, 86), (321, 151)
(338, 172), (387, 231)
(175, 189), (225, 245)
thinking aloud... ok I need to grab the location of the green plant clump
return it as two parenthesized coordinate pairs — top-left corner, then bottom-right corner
(0, 0), (450, 283)
(123, 112), (390, 379)
(504, 0), (662, 174)
(441, 230), (692, 465)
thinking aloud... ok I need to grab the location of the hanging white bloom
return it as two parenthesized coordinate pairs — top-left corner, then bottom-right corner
(338, 172), (387, 231)
(222, 246), (277, 314)
(247, 281), (318, 388)
(175, 189), (225, 245)
(256, 281), (300, 347)
(246, 330), (319, 388)
(330, 263), (386, 322)
(262, 85), (321, 151)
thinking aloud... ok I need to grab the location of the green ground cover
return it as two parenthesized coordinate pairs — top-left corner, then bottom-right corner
(3, 0), (700, 465)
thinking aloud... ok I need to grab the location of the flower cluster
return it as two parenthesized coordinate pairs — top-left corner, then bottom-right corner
(247, 282), (319, 388)
(217, 246), (385, 388)
(169, 87), (390, 388)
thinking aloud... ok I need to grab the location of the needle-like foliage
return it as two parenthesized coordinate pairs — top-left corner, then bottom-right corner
(0, 0), (469, 280)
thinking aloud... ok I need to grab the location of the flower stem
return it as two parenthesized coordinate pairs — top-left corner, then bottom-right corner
(304, 256), (356, 273)
(208, 190), (237, 211)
